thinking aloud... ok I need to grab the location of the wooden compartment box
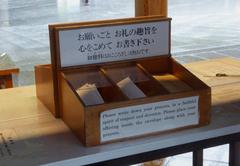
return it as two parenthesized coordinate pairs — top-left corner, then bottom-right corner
(47, 16), (211, 146)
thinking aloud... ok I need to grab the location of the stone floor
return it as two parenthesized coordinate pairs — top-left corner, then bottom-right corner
(0, 0), (240, 86)
(0, 0), (239, 165)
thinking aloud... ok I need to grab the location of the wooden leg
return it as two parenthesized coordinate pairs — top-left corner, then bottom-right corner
(193, 150), (203, 166)
(229, 142), (240, 166)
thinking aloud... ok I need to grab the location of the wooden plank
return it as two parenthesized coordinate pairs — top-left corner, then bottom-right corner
(35, 64), (56, 116)
(48, 25), (61, 117)
(153, 74), (193, 93)
(60, 72), (86, 144)
(135, 0), (168, 17)
(212, 83), (240, 106)
(184, 57), (240, 87)
(0, 68), (19, 76)
(0, 86), (51, 122)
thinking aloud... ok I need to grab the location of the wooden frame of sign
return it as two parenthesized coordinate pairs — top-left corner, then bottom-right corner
(47, 16), (211, 146)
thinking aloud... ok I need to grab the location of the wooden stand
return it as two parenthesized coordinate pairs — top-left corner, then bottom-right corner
(58, 56), (211, 146)
(42, 16), (211, 146)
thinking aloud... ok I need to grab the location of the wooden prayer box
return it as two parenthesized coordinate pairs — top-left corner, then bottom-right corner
(45, 16), (211, 146)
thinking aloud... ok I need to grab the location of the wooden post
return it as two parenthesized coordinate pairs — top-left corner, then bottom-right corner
(136, 1), (166, 166)
(229, 142), (240, 166)
(193, 150), (203, 166)
(135, 0), (168, 17)
(135, 2), (166, 166)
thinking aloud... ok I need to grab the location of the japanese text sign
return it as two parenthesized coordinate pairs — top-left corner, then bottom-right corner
(57, 18), (171, 67)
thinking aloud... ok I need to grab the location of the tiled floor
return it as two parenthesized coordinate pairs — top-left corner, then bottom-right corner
(170, 0), (240, 64)
(0, 0), (239, 165)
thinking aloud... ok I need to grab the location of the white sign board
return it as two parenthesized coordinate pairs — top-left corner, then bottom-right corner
(100, 96), (199, 143)
(58, 20), (170, 67)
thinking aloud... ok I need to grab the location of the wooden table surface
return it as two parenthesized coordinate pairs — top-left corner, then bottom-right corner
(0, 57), (240, 166)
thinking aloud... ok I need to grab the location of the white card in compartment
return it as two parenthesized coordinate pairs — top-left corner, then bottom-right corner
(117, 77), (146, 99)
(58, 20), (170, 67)
(100, 96), (199, 142)
(76, 83), (104, 106)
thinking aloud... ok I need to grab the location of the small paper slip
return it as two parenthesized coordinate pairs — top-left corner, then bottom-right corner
(117, 77), (146, 99)
(76, 83), (104, 106)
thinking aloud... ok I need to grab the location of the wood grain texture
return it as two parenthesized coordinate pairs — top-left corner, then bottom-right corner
(0, 85), (51, 122)
(35, 64), (56, 116)
(184, 57), (240, 87)
(49, 26), (61, 117)
(153, 74), (193, 93)
(135, 0), (168, 17)
(60, 72), (86, 144)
